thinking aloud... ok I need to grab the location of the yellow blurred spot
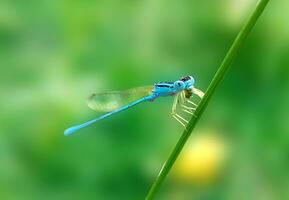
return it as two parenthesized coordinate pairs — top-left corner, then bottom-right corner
(224, 0), (254, 28)
(173, 131), (228, 184)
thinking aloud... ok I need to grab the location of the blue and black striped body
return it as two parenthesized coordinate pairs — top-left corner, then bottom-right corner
(152, 82), (176, 97)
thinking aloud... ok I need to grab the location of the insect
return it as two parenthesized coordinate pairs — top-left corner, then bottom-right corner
(64, 76), (204, 136)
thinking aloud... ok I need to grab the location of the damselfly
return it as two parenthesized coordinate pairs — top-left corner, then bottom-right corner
(64, 76), (204, 136)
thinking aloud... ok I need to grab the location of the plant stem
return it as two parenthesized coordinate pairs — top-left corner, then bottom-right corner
(145, 0), (270, 199)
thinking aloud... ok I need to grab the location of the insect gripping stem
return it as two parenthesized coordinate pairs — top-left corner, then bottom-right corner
(145, 0), (270, 199)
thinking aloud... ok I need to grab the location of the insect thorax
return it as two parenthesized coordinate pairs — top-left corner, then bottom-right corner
(184, 89), (193, 98)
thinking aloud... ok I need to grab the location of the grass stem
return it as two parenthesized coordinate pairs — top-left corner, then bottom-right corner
(145, 0), (270, 199)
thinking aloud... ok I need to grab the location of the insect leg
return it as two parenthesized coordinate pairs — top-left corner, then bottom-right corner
(192, 87), (205, 99)
(171, 93), (180, 118)
(172, 114), (187, 128)
(171, 93), (189, 128)
(180, 91), (197, 107)
(181, 104), (196, 110)
(185, 99), (198, 106)
(179, 102), (197, 117)
(181, 108), (194, 115)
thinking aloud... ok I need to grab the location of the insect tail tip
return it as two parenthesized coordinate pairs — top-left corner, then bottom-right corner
(64, 127), (75, 136)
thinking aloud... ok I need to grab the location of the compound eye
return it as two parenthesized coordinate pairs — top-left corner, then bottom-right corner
(174, 81), (184, 88)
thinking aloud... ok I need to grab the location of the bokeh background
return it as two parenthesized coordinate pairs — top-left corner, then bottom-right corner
(0, 0), (288, 199)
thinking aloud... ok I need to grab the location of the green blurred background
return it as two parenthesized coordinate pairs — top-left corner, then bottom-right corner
(0, 0), (288, 199)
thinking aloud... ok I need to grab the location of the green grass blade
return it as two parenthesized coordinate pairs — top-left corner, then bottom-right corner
(145, 0), (270, 199)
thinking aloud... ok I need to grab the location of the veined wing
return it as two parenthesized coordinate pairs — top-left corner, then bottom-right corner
(87, 85), (153, 112)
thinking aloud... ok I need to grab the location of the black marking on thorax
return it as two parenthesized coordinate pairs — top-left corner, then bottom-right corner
(155, 82), (174, 88)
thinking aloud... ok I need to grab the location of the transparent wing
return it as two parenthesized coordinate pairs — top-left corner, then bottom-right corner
(87, 85), (154, 112)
